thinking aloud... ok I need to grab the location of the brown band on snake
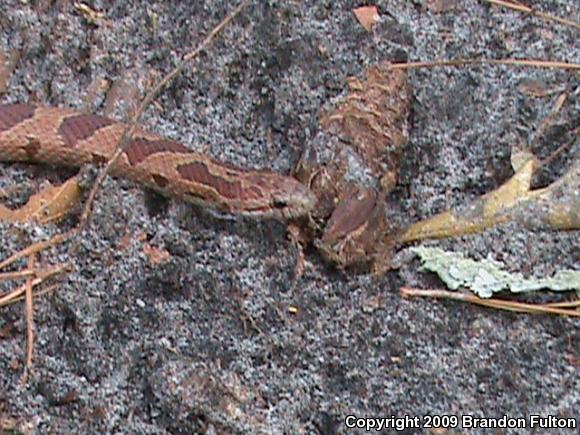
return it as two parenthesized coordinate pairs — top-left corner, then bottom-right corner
(0, 103), (316, 219)
(125, 138), (191, 165)
(177, 161), (243, 200)
(0, 103), (35, 130)
(58, 113), (114, 147)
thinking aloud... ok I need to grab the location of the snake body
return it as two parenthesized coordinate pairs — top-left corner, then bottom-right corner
(0, 104), (315, 219)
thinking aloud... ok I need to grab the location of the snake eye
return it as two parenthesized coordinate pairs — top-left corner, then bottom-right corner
(272, 198), (288, 209)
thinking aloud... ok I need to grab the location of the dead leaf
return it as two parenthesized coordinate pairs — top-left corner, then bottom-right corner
(361, 295), (381, 313)
(353, 6), (379, 32)
(0, 49), (20, 95)
(117, 230), (147, 251)
(400, 158), (580, 242)
(425, 0), (459, 13)
(518, 78), (551, 97)
(296, 61), (409, 270)
(103, 68), (157, 118)
(288, 305), (298, 315)
(143, 243), (170, 265)
(83, 77), (110, 109)
(0, 177), (81, 224)
(73, 2), (105, 24)
(287, 222), (307, 277)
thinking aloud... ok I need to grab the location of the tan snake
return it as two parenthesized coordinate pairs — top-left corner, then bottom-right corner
(0, 104), (316, 219)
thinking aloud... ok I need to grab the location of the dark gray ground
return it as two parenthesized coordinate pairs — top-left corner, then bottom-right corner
(0, 1), (578, 434)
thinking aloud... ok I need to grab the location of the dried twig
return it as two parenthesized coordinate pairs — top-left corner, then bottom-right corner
(20, 255), (36, 384)
(0, 284), (59, 306)
(392, 59), (580, 70)
(0, 263), (71, 307)
(0, 269), (36, 281)
(484, 0), (580, 30)
(0, 264), (70, 282)
(400, 287), (580, 317)
(0, 231), (73, 270)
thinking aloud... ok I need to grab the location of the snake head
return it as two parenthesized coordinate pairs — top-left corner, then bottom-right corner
(241, 172), (317, 220)
(270, 182), (317, 220)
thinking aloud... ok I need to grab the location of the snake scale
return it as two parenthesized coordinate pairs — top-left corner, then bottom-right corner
(0, 103), (316, 219)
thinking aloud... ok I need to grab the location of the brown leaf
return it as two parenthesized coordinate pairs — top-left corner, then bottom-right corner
(425, 0), (459, 13)
(518, 78), (552, 97)
(296, 61), (410, 270)
(0, 49), (20, 95)
(143, 243), (170, 265)
(117, 230), (146, 251)
(353, 6), (379, 32)
(103, 68), (157, 118)
(0, 176), (81, 224)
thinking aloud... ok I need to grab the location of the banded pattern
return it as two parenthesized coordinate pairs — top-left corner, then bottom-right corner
(0, 104), (316, 219)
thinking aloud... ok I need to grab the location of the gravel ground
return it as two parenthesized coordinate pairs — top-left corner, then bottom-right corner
(0, 1), (578, 434)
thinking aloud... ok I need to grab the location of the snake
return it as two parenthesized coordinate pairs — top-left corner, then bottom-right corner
(0, 103), (316, 219)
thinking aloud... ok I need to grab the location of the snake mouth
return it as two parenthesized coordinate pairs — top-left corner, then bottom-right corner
(270, 187), (317, 219)
(236, 193), (315, 220)
(239, 204), (299, 220)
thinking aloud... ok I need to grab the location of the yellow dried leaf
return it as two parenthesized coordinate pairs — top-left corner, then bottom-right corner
(288, 305), (298, 315)
(400, 158), (579, 242)
(73, 2), (105, 24)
